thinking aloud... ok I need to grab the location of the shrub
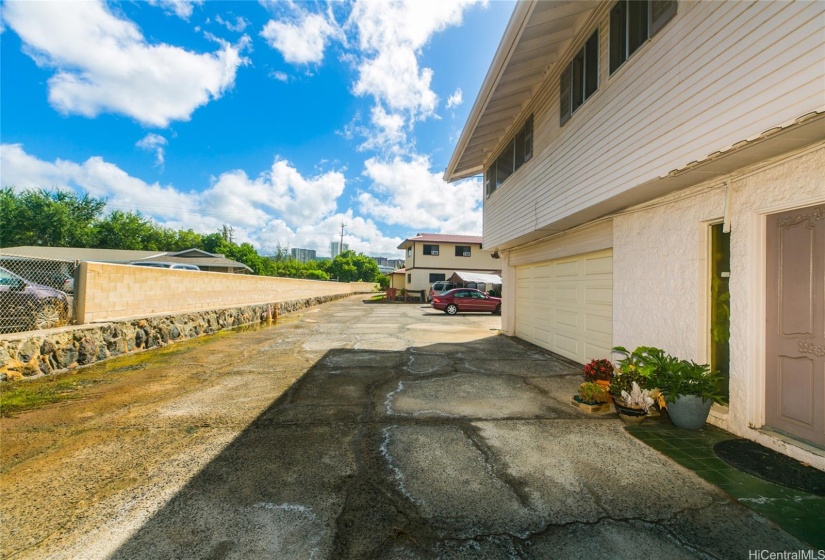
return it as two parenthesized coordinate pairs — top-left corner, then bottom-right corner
(583, 358), (614, 382)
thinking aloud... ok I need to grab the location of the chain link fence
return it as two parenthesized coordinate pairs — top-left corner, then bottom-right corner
(0, 252), (76, 334)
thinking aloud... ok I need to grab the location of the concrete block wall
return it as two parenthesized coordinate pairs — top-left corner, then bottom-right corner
(75, 262), (375, 324)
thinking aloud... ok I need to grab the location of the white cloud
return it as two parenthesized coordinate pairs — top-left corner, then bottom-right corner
(200, 159), (346, 229)
(446, 88), (463, 109)
(136, 133), (168, 167)
(255, 212), (403, 257)
(1, 143), (404, 256)
(261, 10), (340, 65)
(269, 71), (290, 82)
(358, 155), (483, 234)
(147, 0), (203, 20)
(348, 0), (483, 118)
(1, 143), (198, 223)
(2, 0), (249, 127)
(216, 14), (249, 33)
(343, 105), (408, 153)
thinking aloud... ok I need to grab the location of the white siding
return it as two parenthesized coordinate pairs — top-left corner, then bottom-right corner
(485, 0), (825, 249)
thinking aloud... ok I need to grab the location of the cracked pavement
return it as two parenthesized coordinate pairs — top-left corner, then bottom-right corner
(0, 296), (811, 559)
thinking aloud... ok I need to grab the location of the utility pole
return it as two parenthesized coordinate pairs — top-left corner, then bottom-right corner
(339, 221), (346, 256)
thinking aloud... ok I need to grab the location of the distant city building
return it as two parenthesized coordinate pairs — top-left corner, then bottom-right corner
(372, 256), (389, 266)
(387, 259), (405, 269)
(330, 241), (350, 259)
(291, 248), (316, 263)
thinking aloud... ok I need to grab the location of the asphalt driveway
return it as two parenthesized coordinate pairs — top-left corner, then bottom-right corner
(0, 296), (811, 559)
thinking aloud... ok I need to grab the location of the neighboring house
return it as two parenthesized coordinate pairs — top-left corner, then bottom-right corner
(0, 247), (252, 274)
(398, 234), (501, 293)
(446, 1), (825, 466)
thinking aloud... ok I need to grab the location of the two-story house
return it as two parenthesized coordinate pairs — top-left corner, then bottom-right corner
(398, 234), (501, 293)
(446, 1), (824, 467)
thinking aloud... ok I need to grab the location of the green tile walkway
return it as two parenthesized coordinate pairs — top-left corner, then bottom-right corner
(626, 420), (825, 549)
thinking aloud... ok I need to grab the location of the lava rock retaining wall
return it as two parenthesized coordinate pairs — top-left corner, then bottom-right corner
(0, 294), (349, 381)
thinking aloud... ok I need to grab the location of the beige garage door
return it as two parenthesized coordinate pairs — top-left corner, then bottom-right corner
(515, 249), (612, 364)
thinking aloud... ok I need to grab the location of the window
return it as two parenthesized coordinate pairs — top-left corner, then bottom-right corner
(610, 0), (677, 74)
(455, 246), (471, 257)
(560, 30), (599, 125)
(406, 247), (412, 257)
(407, 273), (411, 282)
(429, 273), (446, 283)
(485, 115), (533, 197)
(423, 244), (439, 256)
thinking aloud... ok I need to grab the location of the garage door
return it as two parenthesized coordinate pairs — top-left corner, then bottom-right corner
(515, 249), (612, 364)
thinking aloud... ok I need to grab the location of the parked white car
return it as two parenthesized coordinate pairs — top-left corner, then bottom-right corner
(130, 261), (200, 271)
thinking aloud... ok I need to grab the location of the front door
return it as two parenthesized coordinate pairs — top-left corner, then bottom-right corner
(765, 204), (825, 448)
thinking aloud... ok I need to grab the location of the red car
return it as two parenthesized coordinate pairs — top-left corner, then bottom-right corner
(432, 288), (501, 315)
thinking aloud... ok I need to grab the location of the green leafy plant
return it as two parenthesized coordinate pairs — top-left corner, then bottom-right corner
(656, 359), (726, 404)
(578, 382), (609, 404)
(610, 346), (675, 398)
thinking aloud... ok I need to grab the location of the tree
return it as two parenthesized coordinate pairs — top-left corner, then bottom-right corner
(0, 188), (106, 248)
(325, 250), (379, 282)
(93, 210), (158, 250)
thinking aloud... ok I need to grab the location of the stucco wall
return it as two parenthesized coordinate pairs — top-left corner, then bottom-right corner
(76, 262), (375, 324)
(614, 145), (825, 468)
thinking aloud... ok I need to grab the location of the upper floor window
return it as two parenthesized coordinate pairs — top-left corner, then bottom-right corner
(484, 115), (533, 197)
(455, 246), (472, 257)
(610, 0), (677, 74)
(560, 30), (599, 126)
(423, 244), (440, 256)
(406, 247), (412, 257)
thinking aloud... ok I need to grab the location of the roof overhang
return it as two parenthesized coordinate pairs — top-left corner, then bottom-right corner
(490, 111), (825, 251)
(445, 0), (599, 182)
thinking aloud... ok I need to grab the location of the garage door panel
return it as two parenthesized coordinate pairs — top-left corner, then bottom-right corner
(585, 313), (612, 337)
(554, 308), (580, 330)
(555, 260), (579, 277)
(585, 286), (612, 306)
(515, 249), (612, 364)
(585, 255), (613, 276)
(555, 285), (579, 304)
(585, 341), (613, 360)
(554, 333), (580, 358)
(532, 264), (553, 279)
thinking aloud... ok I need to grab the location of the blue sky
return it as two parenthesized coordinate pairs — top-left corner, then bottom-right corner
(1, 0), (514, 257)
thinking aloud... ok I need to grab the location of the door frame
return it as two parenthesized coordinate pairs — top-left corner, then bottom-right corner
(747, 194), (825, 433)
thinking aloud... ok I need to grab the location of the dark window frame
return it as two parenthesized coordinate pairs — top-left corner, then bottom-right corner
(484, 115), (533, 198)
(423, 244), (440, 256)
(455, 245), (472, 257)
(429, 273), (446, 283)
(560, 29), (599, 126)
(610, 0), (677, 75)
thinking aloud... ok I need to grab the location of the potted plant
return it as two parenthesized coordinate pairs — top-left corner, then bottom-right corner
(583, 358), (614, 391)
(656, 359), (725, 429)
(571, 382), (611, 414)
(614, 381), (655, 424)
(610, 346), (671, 423)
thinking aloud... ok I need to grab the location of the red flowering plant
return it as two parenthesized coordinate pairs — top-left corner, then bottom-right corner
(583, 358), (615, 382)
